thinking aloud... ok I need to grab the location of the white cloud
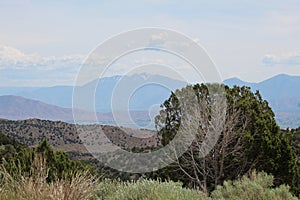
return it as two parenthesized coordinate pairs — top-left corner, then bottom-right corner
(0, 44), (85, 70)
(262, 52), (300, 66)
(0, 45), (88, 86)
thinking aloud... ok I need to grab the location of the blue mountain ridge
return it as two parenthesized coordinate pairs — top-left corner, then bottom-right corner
(0, 73), (299, 128)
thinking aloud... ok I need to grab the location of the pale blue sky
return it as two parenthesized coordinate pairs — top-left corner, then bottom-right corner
(0, 0), (300, 86)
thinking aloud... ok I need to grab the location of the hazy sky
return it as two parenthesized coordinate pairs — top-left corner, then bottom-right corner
(0, 0), (300, 86)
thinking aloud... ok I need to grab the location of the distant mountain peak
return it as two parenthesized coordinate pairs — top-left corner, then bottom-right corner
(264, 74), (291, 81)
(224, 77), (243, 82)
(223, 77), (248, 87)
(272, 73), (291, 78)
(260, 73), (300, 85)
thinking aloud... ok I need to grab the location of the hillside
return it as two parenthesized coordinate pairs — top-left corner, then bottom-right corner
(0, 95), (75, 121)
(0, 119), (160, 159)
(0, 95), (151, 124)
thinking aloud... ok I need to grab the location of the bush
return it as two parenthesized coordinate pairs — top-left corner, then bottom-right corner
(94, 179), (208, 200)
(211, 171), (297, 200)
(0, 154), (97, 200)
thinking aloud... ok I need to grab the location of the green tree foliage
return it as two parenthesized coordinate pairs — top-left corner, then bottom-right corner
(153, 84), (299, 195)
(0, 132), (93, 182)
(289, 127), (300, 157)
(0, 129), (27, 163)
(281, 127), (300, 195)
(34, 139), (93, 181)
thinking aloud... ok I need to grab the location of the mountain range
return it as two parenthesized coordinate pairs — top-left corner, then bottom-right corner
(0, 73), (299, 128)
(224, 74), (300, 113)
(0, 95), (116, 122)
(0, 73), (187, 112)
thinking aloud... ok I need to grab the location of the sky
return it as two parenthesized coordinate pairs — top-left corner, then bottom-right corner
(0, 0), (300, 86)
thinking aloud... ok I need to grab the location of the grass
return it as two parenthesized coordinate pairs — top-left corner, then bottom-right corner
(0, 155), (97, 200)
(0, 155), (297, 200)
